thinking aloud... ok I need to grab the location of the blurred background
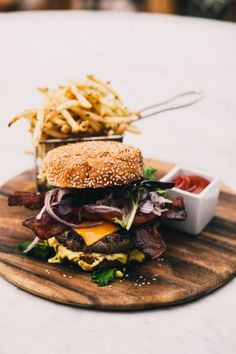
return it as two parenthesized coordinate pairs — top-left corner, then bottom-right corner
(0, 0), (235, 21)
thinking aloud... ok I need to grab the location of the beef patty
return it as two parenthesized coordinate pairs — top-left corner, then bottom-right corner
(55, 229), (134, 254)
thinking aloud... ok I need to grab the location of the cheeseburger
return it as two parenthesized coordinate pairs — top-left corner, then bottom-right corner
(8, 141), (186, 285)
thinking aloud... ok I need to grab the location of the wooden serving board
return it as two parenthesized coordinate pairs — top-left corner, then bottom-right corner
(0, 159), (235, 310)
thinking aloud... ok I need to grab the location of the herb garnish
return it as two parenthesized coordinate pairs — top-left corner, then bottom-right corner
(19, 241), (53, 258)
(92, 268), (117, 286)
(143, 166), (157, 180)
(155, 188), (168, 197)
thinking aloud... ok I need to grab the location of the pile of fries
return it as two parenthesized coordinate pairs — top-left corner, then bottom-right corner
(9, 75), (141, 145)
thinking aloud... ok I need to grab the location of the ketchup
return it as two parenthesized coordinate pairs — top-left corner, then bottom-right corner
(172, 175), (210, 194)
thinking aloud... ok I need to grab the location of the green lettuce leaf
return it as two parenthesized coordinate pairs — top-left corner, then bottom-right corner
(155, 188), (168, 197)
(18, 241), (53, 258)
(114, 189), (140, 230)
(143, 166), (157, 180)
(92, 268), (117, 286)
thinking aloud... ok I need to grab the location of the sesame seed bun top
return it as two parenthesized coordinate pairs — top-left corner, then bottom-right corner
(38, 141), (143, 188)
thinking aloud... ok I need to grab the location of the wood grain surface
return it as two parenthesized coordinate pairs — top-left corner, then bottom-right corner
(0, 159), (235, 310)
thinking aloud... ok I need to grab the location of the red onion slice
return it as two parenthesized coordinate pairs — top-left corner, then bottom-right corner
(84, 204), (123, 214)
(56, 189), (70, 203)
(44, 190), (103, 228)
(36, 205), (46, 220)
(150, 192), (172, 204)
(23, 236), (40, 254)
(153, 208), (168, 216)
(139, 200), (154, 214)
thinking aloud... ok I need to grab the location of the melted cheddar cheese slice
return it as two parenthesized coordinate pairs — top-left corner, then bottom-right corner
(73, 221), (119, 246)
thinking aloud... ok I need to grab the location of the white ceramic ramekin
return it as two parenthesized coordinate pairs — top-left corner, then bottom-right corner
(160, 165), (220, 235)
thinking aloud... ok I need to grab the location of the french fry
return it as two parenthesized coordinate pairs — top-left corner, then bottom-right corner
(9, 75), (140, 145)
(72, 107), (105, 123)
(8, 115), (21, 127)
(70, 83), (92, 109)
(33, 107), (45, 145)
(103, 116), (137, 124)
(73, 108), (101, 132)
(125, 125), (141, 134)
(38, 87), (48, 94)
(61, 109), (80, 133)
(44, 128), (68, 139)
(85, 78), (110, 97)
(45, 122), (53, 130)
(78, 121), (90, 132)
(8, 109), (37, 127)
(115, 123), (127, 135)
(57, 100), (80, 112)
(61, 124), (71, 134)
(87, 75), (120, 100)
(51, 117), (66, 126)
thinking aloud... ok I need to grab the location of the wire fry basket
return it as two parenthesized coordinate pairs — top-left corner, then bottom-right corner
(33, 90), (204, 190)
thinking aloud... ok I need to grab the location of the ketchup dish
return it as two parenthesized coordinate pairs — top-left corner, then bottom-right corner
(172, 175), (210, 194)
(160, 165), (220, 235)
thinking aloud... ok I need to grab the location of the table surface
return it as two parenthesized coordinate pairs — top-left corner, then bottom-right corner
(0, 10), (235, 354)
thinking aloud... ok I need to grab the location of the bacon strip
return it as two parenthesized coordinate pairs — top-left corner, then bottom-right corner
(8, 190), (186, 243)
(164, 196), (187, 220)
(133, 223), (166, 259)
(22, 211), (68, 239)
(8, 192), (44, 210)
(95, 196), (186, 225)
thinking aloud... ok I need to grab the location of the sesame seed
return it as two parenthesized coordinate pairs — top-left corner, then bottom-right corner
(41, 141), (143, 188)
